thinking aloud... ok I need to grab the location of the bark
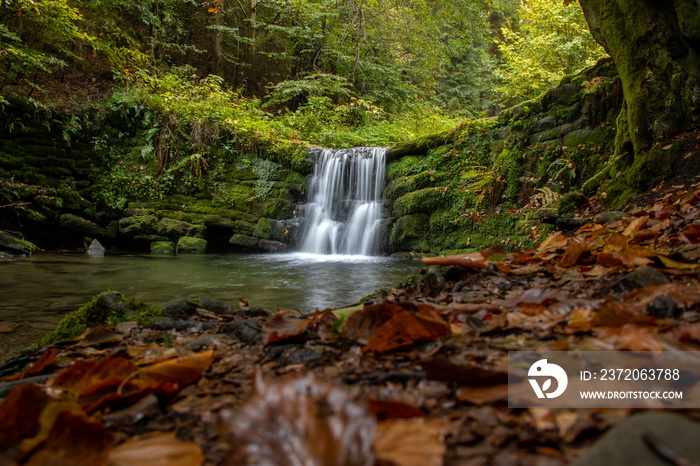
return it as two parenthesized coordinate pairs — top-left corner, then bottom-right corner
(578, 0), (700, 154)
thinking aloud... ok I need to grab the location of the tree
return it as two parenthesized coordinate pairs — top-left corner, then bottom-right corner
(577, 0), (700, 155)
(495, 0), (606, 103)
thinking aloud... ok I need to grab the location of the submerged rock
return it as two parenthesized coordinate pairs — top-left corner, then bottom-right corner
(150, 241), (175, 254)
(0, 231), (37, 255)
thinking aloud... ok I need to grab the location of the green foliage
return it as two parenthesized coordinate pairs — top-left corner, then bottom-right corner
(496, 0), (606, 102)
(264, 74), (353, 110)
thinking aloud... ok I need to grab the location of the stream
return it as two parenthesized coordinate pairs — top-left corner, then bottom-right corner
(0, 252), (420, 361)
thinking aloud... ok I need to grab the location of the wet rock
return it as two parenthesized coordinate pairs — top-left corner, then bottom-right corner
(604, 266), (669, 295)
(220, 320), (263, 345)
(229, 234), (259, 250)
(150, 241), (175, 254)
(593, 211), (629, 224)
(157, 217), (206, 239)
(185, 334), (234, 350)
(163, 297), (197, 317)
(197, 298), (235, 314)
(416, 265), (446, 297)
(562, 127), (606, 147)
(258, 240), (288, 252)
(571, 412), (700, 466)
(59, 213), (107, 237)
(176, 236), (207, 254)
(0, 231), (37, 255)
(87, 239), (105, 257)
(647, 296), (682, 319)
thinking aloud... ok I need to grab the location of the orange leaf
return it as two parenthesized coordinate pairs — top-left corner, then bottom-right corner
(679, 322), (700, 343)
(24, 348), (59, 378)
(135, 350), (216, 387)
(613, 324), (663, 351)
(342, 301), (406, 344)
(366, 399), (425, 420)
(261, 314), (312, 344)
(374, 417), (446, 466)
(362, 309), (448, 353)
(108, 432), (203, 466)
(52, 357), (136, 397)
(456, 384), (509, 406)
(539, 231), (568, 252)
(24, 411), (114, 466)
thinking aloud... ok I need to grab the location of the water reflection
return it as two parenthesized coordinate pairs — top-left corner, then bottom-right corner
(0, 253), (420, 321)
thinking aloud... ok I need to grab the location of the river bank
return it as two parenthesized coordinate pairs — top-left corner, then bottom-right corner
(3, 179), (700, 464)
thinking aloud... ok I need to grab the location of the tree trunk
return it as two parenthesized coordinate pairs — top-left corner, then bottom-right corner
(578, 0), (700, 154)
(210, 0), (225, 76)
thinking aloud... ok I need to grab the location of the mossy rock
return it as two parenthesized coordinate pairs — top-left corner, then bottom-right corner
(558, 191), (588, 216)
(150, 241), (176, 254)
(157, 217), (206, 239)
(253, 217), (274, 239)
(176, 236), (207, 254)
(43, 292), (164, 344)
(389, 214), (430, 252)
(393, 188), (450, 217)
(118, 215), (159, 237)
(229, 234), (259, 249)
(59, 213), (107, 237)
(563, 128), (607, 147)
(0, 231), (38, 255)
(233, 220), (255, 235)
(262, 198), (293, 219)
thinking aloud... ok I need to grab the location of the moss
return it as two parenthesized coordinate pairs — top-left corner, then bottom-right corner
(59, 213), (107, 237)
(393, 188), (450, 217)
(558, 191), (588, 215)
(0, 231), (38, 255)
(389, 214), (430, 252)
(42, 292), (164, 344)
(253, 217), (274, 239)
(150, 241), (176, 253)
(176, 236), (207, 253)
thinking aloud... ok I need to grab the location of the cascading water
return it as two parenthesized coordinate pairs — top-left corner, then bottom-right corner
(300, 147), (386, 255)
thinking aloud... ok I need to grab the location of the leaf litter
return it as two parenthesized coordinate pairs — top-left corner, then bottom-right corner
(3, 182), (700, 464)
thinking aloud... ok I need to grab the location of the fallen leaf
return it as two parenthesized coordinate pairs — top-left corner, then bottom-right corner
(108, 432), (203, 466)
(261, 314), (312, 344)
(613, 324), (663, 351)
(51, 357), (136, 398)
(622, 216), (649, 238)
(679, 322), (700, 343)
(0, 384), (51, 448)
(23, 348), (59, 378)
(420, 355), (508, 385)
(342, 301), (408, 344)
(374, 417), (446, 466)
(558, 243), (588, 268)
(539, 232), (568, 252)
(366, 399), (426, 420)
(456, 384), (509, 406)
(77, 327), (124, 347)
(24, 411), (114, 466)
(422, 251), (487, 269)
(135, 350), (216, 388)
(363, 307), (448, 353)
(529, 408), (557, 432)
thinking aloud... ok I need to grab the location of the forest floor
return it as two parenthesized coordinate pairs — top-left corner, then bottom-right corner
(3, 177), (700, 465)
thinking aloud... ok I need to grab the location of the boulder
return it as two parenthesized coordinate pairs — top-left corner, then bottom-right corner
(157, 217), (206, 239)
(0, 231), (38, 255)
(87, 239), (105, 257)
(229, 234), (259, 249)
(259, 239), (288, 252)
(59, 213), (107, 237)
(176, 236), (207, 254)
(118, 215), (159, 237)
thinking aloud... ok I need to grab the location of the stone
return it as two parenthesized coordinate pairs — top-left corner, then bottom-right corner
(559, 122), (575, 136)
(253, 218), (274, 239)
(571, 412), (700, 466)
(0, 321), (18, 333)
(185, 334), (234, 350)
(593, 211), (629, 224)
(533, 116), (558, 132)
(220, 320), (263, 345)
(158, 217), (206, 238)
(530, 128), (560, 143)
(494, 127), (509, 140)
(176, 236), (207, 254)
(233, 220), (255, 235)
(541, 83), (579, 109)
(562, 127), (606, 146)
(87, 239), (105, 257)
(229, 234), (259, 249)
(573, 115), (590, 130)
(416, 265), (446, 297)
(150, 241), (175, 254)
(604, 265), (669, 295)
(59, 213), (107, 237)
(163, 297), (196, 317)
(259, 239), (288, 252)
(118, 215), (159, 237)
(0, 231), (37, 255)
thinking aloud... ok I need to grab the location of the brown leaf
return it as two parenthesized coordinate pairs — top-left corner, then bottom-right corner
(420, 355), (508, 386)
(108, 432), (203, 466)
(456, 384), (509, 406)
(539, 231), (568, 252)
(613, 324), (663, 351)
(0, 384), (51, 448)
(23, 348), (59, 378)
(261, 314), (312, 344)
(622, 215), (649, 238)
(135, 350), (216, 388)
(363, 307), (449, 353)
(342, 301), (408, 344)
(558, 243), (588, 268)
(77, 327), (124, 347)
(592, 299), (656, 327)
(51, 357), (137, 398)
(374, 417), (446, 466)
(679, 322), (700, 343)
(621, 282), (700, 314)
(24, 411), (114, 466)
(366, 399), (426, 420)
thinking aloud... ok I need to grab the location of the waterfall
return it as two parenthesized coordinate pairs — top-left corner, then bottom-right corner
(300, 147), (386, 255)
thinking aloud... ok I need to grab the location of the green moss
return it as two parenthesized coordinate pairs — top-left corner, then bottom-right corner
(150, 241), (176, 253)
(389, 214), (430, 252)
(42, 292), (164, 344)
(253, 217), (274, 239)
(393, 188), (450, 217)
(176, 236), (207, 253)
(558, 191), (588, 215)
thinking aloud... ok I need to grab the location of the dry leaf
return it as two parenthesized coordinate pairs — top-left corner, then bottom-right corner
(108, 432), (203, 466)
(261, 314), (312, 344)
(363, 307), (448, 353)
(374, 417), (446, 466)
